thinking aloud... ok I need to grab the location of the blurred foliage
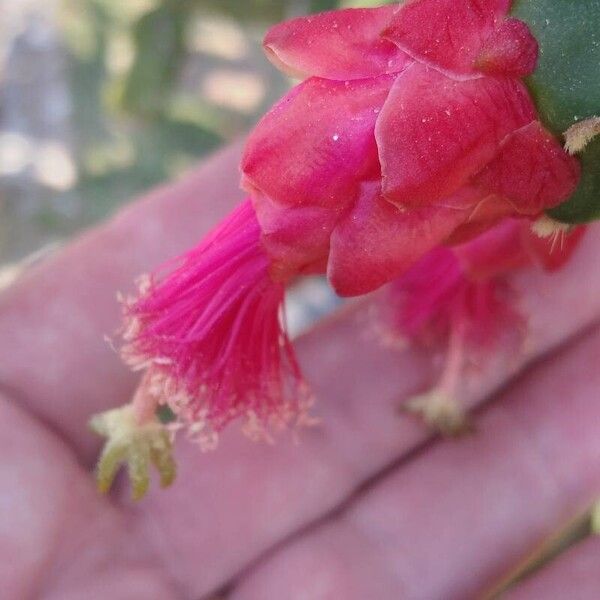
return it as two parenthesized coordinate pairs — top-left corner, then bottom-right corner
(310, 0), (340, 11)
(54, 0), (327, 229)
(50, 0), (390, 233)
(121, 4), (188, 116)
(189, 0), (288, 21)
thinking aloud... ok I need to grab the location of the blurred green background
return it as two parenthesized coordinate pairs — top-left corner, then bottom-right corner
(0, 0), (381, 266)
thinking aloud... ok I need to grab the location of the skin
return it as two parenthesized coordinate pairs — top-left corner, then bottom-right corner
(0, 142), (600, 599)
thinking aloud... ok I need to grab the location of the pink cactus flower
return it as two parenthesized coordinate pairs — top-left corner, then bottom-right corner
(123, 0), (581, 438)
(384, 218), (585, 433)
(388, 218), (585, 348)
(122, 201), (311, 444)
(245, 1), (580, 296)
(92, 1), (587, 498)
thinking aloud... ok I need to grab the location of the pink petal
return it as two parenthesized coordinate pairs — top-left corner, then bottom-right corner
(242, 75), (393, 211)
(383, 0), (510, 74)
(476, 18), (538, 76)
(473, 121), (581, 215)
(387, 246), (466, 339)
(376, 63), (536, 207)
(445, 194), (516, 244)
(388, 244), (520, 348)
(263, 6), (411, 80)
(251, 193), (334, 278)
(454, 218), (530, 279)
(327, 181), (470, 296)
(522, 225), (586, 272)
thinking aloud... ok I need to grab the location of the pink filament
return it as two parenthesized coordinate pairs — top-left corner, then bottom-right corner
(124, 200), (308, 434)
(388, 246), (520, 349)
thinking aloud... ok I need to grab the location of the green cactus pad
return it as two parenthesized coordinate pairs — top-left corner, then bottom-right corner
(513, 0), (600, 223)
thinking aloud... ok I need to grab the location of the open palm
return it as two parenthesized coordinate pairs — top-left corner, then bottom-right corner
(1, 143), (599, 600)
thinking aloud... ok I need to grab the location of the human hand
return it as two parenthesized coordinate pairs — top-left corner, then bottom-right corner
(1, 142), (600, 599)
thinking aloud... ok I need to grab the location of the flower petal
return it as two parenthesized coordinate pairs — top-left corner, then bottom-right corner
(376, 64), (536, 207)
(457, 218), (586, 277)
(387, 243), (520, 349)
(523, 225), (586, 272)
(454, 218), (530, 279)
(383, 0), (510, 74)
(242, 75), (394, 210)
(473, 121), (581, 215)
(476, 18), (538, 76)
(263, 6), (410, 80)
(327, 181), (470, 296)
(446, 194), (516, 244)
(251, 193), (334, 278)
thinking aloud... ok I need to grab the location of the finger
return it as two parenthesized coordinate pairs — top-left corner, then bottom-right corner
(230, 325), (600, 600)
(0, 142), (245, 459)
(0, 391), (177, 600)
(505, 536), (600, 600)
